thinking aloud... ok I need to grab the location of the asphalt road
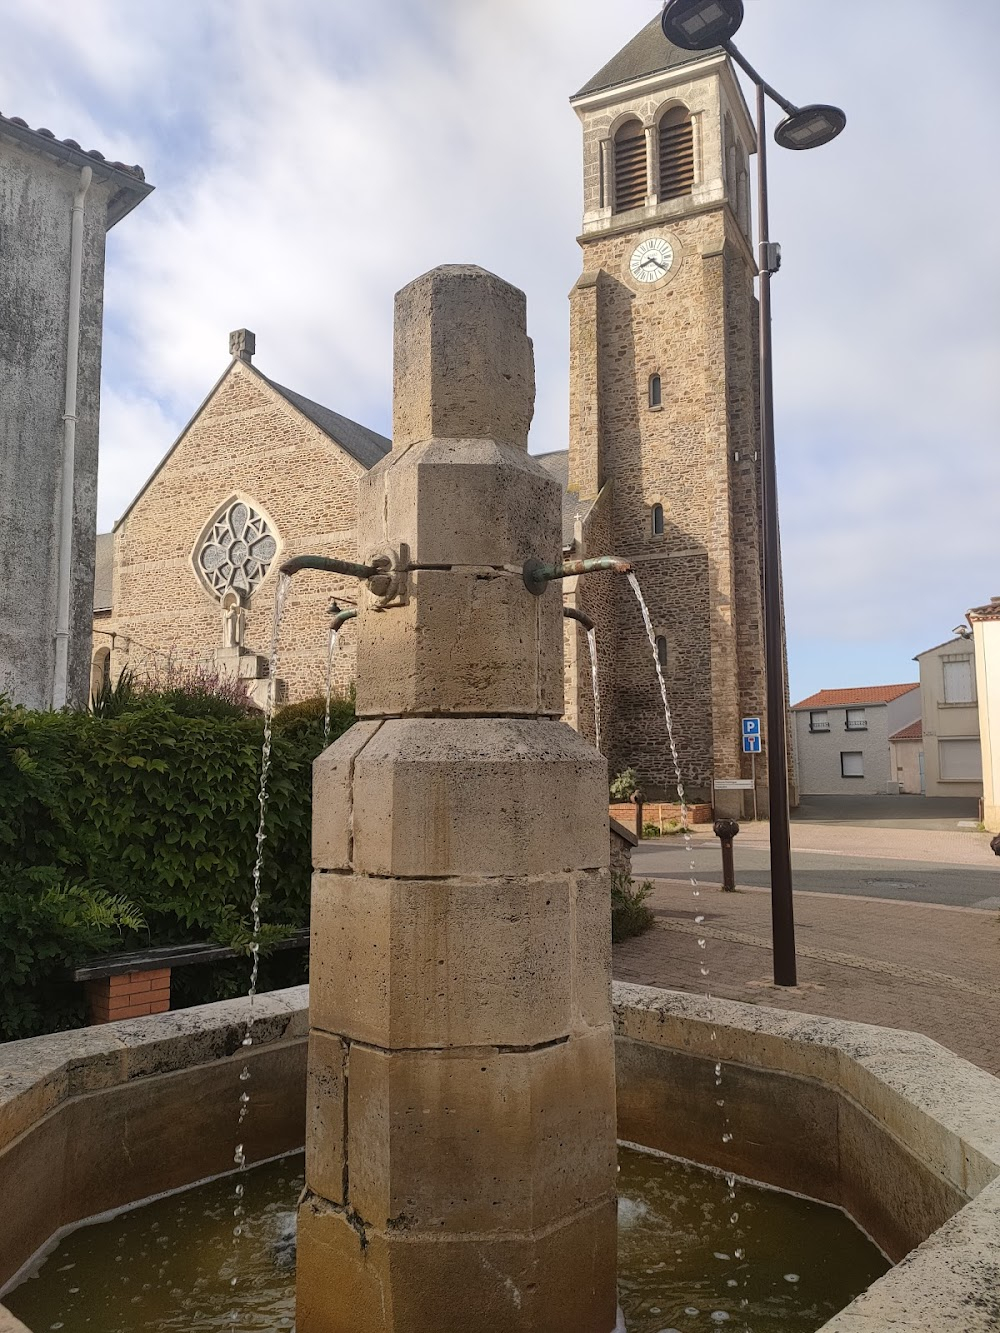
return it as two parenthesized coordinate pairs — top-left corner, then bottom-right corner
(631, 836), (1000, 909)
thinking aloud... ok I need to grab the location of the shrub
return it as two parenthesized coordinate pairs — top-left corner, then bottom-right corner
(0, 691), (355, 1041)
(611, 871), (655, 943)
(610, 768), (639, 802)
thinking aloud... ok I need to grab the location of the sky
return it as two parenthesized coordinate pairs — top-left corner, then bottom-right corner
(2, 0), (998, 703)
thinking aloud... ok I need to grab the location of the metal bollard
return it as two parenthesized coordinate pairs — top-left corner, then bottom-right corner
(631, 788), (645, 840)
(713, 817), (740, 891)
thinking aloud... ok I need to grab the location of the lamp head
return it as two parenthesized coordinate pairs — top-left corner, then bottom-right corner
(774, 104), (846, 151)
(660, 0), (744, 51)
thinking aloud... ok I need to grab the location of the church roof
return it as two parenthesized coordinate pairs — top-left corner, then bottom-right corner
(93, 532), (114, 612)
(264, 377), (390, 470)
(573, 15), (722, 100)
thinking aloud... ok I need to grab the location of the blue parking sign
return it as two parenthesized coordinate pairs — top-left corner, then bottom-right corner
(742, 717), (761, 737)
(743, 734), (761, 754)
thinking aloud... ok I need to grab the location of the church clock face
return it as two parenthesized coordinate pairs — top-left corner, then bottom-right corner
(628, 236), (675, 286)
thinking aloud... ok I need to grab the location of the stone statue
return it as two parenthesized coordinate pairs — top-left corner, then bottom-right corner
(221, 591), (245, 650)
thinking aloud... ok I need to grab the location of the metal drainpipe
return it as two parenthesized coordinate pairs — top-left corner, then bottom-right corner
(52, 165), (93, 709)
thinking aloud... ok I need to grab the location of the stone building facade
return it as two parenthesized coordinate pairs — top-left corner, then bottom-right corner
(0, 112), (150, 709)
(95, 339), (390, 705)
(93, 20), (779, 814)
(561, 19), (770, 814)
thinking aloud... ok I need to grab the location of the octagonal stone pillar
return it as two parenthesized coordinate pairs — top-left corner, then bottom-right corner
(297, 267), (618, 1333)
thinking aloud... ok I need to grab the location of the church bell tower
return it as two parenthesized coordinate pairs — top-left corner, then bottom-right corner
(567, 16), (770, 816)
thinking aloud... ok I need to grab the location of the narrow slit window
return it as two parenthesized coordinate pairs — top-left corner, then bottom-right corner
(649, 374), (662, 408)
(614, 119), (647, 213)
(652, 503), (665, 536)
(656, 636), (668, 668)
(658, 105), (695, 202)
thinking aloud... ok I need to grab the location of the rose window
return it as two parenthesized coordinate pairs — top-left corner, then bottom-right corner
(195, 499), (278, 599)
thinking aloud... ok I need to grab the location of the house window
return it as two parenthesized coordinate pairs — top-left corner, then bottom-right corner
(649, 374), (662, 409)
(651, 503), (664, 536)
(845, 708), (867, 731)
(658, 105), (695, 201)
(614, 119), (647, 213)
(841, 751), (864, 778)
(942, 658), (974, 704)
(938, 738), (982, 782)
(809, 710), (830, 733)
(655, 636), (668, 668)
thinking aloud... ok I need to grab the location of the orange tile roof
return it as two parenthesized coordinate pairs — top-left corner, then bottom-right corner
(792, 683), (919, 710)
(890, 720), (922, 742)
(968, 598), (1000, 622)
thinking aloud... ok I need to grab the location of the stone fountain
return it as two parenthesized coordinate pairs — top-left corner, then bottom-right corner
(295, 265), (619, 1333)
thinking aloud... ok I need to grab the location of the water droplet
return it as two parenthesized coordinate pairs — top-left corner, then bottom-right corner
(713, 1251), (730, 1260)
(685, 1309), (700, 1318)
(715, 1063), (722, 1076)
(700, 966), (710, 975)
(240, 1092), (250, 1105)
(239, 1067), (250, 1082)
(734, 1248), (744, 1259)
(241, 1035), (253, 1047)
(710, 1313), (730, 1324)
(698, 938), (706, 949)
(784, 1273), (800, 1283)
(716, 1098), (725, 1107)
(727, 1278), (738, 1287)
(730, 1212), (739, 1224)
(722, 1132), (733, 1143)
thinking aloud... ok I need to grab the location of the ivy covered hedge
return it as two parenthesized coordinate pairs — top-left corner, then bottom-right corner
(0, 693), (354, 1041)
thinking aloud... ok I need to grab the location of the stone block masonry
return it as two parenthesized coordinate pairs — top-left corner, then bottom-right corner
(296, 266), (619, 1333)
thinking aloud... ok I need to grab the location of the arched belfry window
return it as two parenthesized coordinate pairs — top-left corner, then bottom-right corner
(659, 106), (695, 201)
(656, 636), (668, 668)
(652, 503), (665, 536)
(649, 374), (662, 409)
(614, 119), (647, 213)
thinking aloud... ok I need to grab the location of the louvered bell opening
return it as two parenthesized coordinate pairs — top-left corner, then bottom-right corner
(659, 113), (694, 201)
(614, 129), (647, 213)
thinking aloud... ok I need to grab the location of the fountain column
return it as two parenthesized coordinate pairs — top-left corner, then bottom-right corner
(296, 265), (618, 1333)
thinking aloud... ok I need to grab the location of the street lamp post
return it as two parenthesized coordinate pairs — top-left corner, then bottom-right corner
(661, 0), (845, 986)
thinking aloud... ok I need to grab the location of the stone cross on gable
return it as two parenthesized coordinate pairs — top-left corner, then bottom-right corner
(229, 328), (256, 364)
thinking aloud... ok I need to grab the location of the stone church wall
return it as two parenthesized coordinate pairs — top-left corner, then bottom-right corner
(104, 363), (365, 705)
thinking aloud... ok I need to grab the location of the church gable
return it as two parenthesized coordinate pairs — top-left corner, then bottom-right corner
(106, 344), (389, 698)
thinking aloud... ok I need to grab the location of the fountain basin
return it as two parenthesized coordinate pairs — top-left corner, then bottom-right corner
(2, 981), (999, 1330)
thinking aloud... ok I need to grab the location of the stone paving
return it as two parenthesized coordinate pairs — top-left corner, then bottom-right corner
(613, 875), (1000, 1077)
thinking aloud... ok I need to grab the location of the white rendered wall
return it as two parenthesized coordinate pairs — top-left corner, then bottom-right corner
(973, 620), (1000, 831)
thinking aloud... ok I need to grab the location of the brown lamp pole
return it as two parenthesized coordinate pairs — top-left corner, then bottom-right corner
(661, 0), (845, 985)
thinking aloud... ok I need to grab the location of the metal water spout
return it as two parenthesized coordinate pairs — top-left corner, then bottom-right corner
(563, 606), (596, 632)
(280, 553), (387, 581)
(523, 555), (632, 596)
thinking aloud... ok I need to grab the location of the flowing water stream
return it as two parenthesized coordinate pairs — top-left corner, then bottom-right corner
(229, 571), (291, 1322)
(7, 1147), (888, 1333)
(586, 626), (602, 754)
(626, 575), (743, 1280)
(323, 627), (339, 744)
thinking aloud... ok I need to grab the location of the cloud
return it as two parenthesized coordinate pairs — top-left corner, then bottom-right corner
(1, 0), (998, 700)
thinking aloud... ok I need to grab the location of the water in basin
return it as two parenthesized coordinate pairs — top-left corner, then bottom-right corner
(6, 1147), (888, 1332)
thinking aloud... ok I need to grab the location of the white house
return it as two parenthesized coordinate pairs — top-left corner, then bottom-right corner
(791, 684), (921, 796)
(967, 597), (1000, 831)
(913, 636), (983, 801)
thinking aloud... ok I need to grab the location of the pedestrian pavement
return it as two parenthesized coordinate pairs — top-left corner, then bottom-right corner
(613, 875), (1000, 1078)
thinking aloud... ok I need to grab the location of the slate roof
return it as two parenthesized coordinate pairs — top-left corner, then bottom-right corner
(0, 111), (151, 226)
(264, 377), (390, 471)
(890, 720), (923, 744)
(574, 15), (722, 99)
(792, 684), (920, 711)
(93, 533), (114, 612)
(534, 450), (584, 549)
